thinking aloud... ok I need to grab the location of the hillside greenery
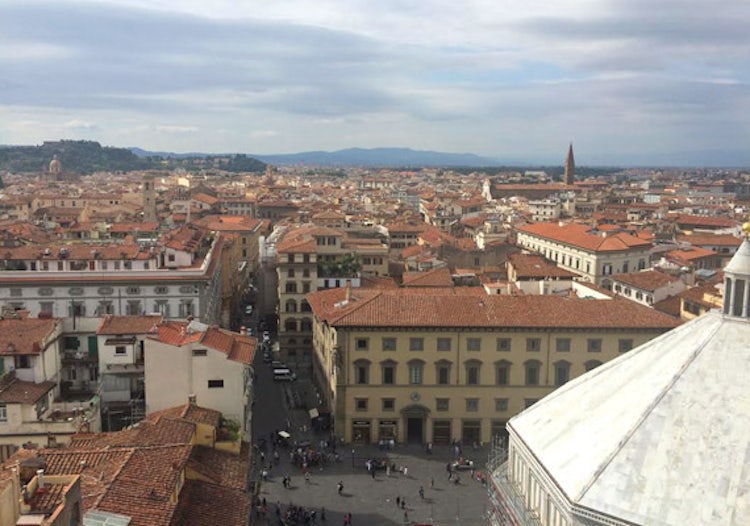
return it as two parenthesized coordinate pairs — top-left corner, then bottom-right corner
(0, 141), (266, 175)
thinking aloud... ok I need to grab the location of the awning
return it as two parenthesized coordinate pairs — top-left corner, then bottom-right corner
(308, 408), (319, 419)
(278, 431), (291, 439)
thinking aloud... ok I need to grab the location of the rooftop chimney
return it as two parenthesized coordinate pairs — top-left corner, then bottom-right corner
(188, 394), (197, 406)
(345, 280), (352, 302)
(36, 469), (44, 489)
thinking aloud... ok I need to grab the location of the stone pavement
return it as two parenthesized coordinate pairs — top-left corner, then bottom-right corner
(255, 440), (490, 525)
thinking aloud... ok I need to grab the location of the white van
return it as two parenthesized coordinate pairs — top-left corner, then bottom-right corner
(273, 368), (295, 382)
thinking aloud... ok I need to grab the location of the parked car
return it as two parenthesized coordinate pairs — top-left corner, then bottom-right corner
(262, 331), (270, 342)
(245, 305), (253, 315)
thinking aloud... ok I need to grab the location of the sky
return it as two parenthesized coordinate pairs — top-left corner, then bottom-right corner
(1, 0), (750, 165)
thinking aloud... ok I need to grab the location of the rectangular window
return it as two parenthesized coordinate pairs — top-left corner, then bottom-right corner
(0, 404), (6, 422)
(587, 338), (602, 353)
(382, 366), (395, 385)
(208, 379), (224, 388)
(409, 363), (423, 385)
(192, 349), (207, 357)
(526, 364), (539, 386)
(466, 398), (479, 412)
(409, 338), (424, 351)
(466, 366), (480, 385)
(14, 356), (31, 369)
(64, 337), (80, 350)
(618, 339), (634, 353)
(114, 346), (126, 355)
(9, 288), (22, 297)
(382, 398), (395, 412)
(496, 338), (511, 352)
(496, 364), (510, 386)
(355, 338), (369, 351)
(381, 338), (396, 351)
(467, 338), (481, 352)
(526, 338), (541, 352)
(436, 398), (449, 411)
(39, 302), (54, 315)
(556, 338), (571, 353)
(355, 398), (368, 411)
(494, 398), (508, 412)
(287, 269), (295, 278)
(437, 365), (450, 385)
(356, 365), (369, 385)
(437, 338), (451, 352)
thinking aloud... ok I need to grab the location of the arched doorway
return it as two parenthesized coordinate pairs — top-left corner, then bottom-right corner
(401, 404), (430, 444)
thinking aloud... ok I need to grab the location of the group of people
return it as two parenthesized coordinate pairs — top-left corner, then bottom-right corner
(280, 503), (325, 525)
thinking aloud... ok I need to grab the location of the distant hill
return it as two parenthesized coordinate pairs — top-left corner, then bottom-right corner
(0, 140), (148, 174)
(0, 141), (266, 174)
(253, 147), (504, 167)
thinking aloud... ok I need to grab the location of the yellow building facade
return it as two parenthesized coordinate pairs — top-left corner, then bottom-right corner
(308, 287), (679, 446)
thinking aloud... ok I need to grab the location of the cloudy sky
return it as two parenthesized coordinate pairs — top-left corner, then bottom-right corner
(2, 0), (749, 165)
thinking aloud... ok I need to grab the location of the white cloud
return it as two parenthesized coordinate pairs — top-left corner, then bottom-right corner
(1, 0), (749, 164)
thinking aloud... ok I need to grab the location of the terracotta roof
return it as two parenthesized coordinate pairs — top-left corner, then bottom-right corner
(170, 480), (249, 526)
(144, 403), (221, 428)
(192, 215), (261, 232)
(96, 445), (192, 526)
(402, 267), (454, 288)
(0, 377), (55, 404)
(186, 446), (247, 490)
(652, 295), (682, 318)
(673, 214), (737, 228)
(97, 315), (163, 335)
(31, 448), (135, 510)
(675, 234), (743, 247)
(150, 322), (255, 365)
(70, 418), (196, 449)
(664, 246), (718, 264)
(508, 253), (578, 279)
(610, 270), (680, 292)
(517, 222), (652, 252)
(0, 318), (58, 355)
(307, 288), (679, 330)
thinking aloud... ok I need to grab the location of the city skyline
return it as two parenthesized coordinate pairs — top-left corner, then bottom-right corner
(2, 0), (750, 166)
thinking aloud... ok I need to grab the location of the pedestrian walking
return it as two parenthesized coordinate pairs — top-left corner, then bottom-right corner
(337, 480), (344, 495)
(403, 466), (408, 478)
(430, 477), (434, 489)
(305, 472), (311, 484)
(419, 486), (424, 499)
(401, 498), (406, 510)
(403, 510), (409, 523)
(446, 462), (453, 481)
(396, 496), (401, 507)
(347, 512), (352, 524)
(386, 464), (391, 477)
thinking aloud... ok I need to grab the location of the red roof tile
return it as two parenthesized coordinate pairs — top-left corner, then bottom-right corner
(0, 318), (59, 355)
(517, 222), (652, 252)
(97, 315), (163, 335)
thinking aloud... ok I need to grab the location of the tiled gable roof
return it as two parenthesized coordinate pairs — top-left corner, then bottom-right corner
(508, 253), (578, 279)
(150, 322), (255, 365)
(610, 270), (679, 292)
(402, 267), (454, 288)
(518, 222), (652, 252)
(0, 377), (55, 404)
(170, 480), (249, 526)
(0, 318), (58, 356)
(96, 445), (192, 526)
(97, 315), (163, 335)
(308, 288), (679, 330)
(186, 446), (247, 490)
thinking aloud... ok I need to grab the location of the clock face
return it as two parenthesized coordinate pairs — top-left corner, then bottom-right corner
(410, 391), (420, 402)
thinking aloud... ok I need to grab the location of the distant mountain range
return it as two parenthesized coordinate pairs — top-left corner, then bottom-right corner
(131, 146), (507, 167)
(252, 147), (505, 167)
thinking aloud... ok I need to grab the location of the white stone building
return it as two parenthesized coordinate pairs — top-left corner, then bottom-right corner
(489, 235), (750, 526)
(144, 319), (256, 439)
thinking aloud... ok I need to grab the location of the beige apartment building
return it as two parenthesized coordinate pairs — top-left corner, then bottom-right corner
(516, 222), (652, 286)
(276, 226), (388, 367)
(307, 287), (678, 446)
